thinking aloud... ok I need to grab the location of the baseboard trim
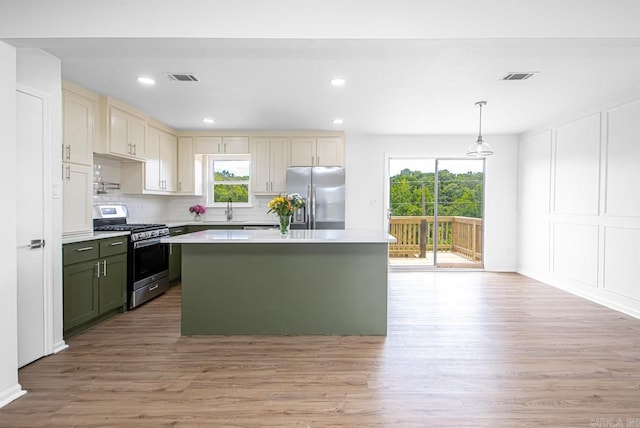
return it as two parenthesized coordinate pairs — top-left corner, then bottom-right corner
(0, 384), (26, 409)
(517, 268), (640, 321)
(53, 340), (68, 354)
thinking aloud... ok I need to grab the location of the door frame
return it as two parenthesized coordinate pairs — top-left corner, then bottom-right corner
(384, 154), (487, 271)
(16, 83), (55, 360)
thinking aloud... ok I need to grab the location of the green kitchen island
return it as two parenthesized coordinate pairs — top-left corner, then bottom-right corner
(162, 229), (396, 336)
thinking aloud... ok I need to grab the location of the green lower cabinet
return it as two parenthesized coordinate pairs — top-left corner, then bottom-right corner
(63, 237), (128, 338)
(99, 253), (127, 314)
(63, 260), (100, 331)
(169, 227), (187, 282)
(168, 242), (182, 282)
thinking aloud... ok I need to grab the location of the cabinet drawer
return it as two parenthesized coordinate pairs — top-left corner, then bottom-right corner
(64, 242), (100, 265)
(99, 237), (128, 257)
(169, 227), (187, 236)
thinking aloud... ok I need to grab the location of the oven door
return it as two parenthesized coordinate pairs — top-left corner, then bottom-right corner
(132, 238), (169, 287)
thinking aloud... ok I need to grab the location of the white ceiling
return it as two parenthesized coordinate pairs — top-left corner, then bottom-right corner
(4, 1), (640, 135)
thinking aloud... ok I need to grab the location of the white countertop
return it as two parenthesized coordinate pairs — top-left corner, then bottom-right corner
(164, 220), (279, 228)
(162, 229), (397, 244)
(62, 231), (130, 245)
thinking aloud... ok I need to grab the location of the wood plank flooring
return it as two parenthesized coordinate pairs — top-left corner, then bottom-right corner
(2, 272), (640, 427)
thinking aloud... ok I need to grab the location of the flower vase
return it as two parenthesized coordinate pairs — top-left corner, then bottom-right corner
(278, 215), (291, 236)
(194, 213), (202, 222)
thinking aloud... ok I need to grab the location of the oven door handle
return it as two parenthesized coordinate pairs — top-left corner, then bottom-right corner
(133, 238), (164, 249)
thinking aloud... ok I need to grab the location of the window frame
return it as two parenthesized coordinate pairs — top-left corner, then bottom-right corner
(205, 154), (252, 207)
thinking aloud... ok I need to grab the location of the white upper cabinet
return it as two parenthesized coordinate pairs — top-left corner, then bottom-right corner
(195, 136), (249, 154)
(62, 90), (94, 166)
(290, 137), (344, 166)
(251, 137), (289, 194)
(107, 106), (146, 160)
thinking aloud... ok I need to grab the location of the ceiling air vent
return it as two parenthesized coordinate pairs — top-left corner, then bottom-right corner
(501, 72), (538, 81)
(164, 73), (199, 82)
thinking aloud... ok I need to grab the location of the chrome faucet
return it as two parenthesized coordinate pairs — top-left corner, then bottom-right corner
(225, 198), (233, 221)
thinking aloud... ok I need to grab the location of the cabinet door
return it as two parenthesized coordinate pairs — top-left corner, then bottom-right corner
(129, 115), (146, 158)
(99, 253), (127, 314)
(160, 132), (178, 192)
(178, 137), (195, 193)
(195, 136), (223, 154)
(290, 137), (315, 166)
(251, 137), (271, 193)
(63, 260), (99, 331)
(63, 91), (93, 166)
(62, 163), (93, 235)
(168, 228), (185, 282)
(316, 137), (344, 166)
(223, 136), (249, 154)
(270, 137), (289, 192)
(109, 108), (133, 157)
(144, 127), (161, 191)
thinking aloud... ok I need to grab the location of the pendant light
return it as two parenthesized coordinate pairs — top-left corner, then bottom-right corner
(466, 101), (494, 157)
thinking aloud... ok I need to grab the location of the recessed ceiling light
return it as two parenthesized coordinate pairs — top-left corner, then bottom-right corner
(137, 76), (156, 86)
(203, 117), (215, 124)
(330, 77), (346, 86)
(332, 118), (344, 125)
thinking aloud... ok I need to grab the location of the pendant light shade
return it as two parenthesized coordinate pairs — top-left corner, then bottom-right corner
(466, 101), (494, 157)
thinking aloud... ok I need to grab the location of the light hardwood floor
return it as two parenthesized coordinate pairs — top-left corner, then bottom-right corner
(2, 272), (640, 427)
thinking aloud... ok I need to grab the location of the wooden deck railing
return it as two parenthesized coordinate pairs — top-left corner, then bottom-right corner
(389, 216), (483, 261)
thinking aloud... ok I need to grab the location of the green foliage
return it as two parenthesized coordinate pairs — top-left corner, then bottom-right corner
(390, 169), (483, 218)
(213, 184), (249, 202)
(214, 170), (249, 182)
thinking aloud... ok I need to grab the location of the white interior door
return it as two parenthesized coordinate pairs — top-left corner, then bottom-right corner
(16, 89), (46, 367)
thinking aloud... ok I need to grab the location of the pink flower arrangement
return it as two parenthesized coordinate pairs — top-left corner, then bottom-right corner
(189, 204), (206, 215)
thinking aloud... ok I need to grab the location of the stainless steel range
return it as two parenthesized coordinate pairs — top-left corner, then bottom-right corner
(93, 205), (170, 309)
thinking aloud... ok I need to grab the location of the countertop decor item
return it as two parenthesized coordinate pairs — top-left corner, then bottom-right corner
(189, 204), (206, 221)
(267, 193), (304, 236)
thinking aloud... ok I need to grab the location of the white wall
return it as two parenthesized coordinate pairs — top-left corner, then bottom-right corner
(517, 98), (640, 318)
(0, 41), (25, 408)
(345, 134), (519, 271)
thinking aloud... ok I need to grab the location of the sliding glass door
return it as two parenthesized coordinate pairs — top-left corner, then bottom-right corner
(387, 157), (485, 269)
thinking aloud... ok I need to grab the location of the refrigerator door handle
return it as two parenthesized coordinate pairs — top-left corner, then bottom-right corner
(306, 184), (312, 228)
(311, 184), (317, 229)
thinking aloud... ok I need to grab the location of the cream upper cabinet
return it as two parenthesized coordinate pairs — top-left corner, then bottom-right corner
(222, 136), (249, 154)
(290, 137), (344, 167)
(62, 163), (93, 235)
(178, 137), (202, 195)
(251, 137), (290, 194)
(121, 128), (178, 194)
(62, 90), (94, 166)
(316, 137), (344, 166)
(108, 106), (146, 159)
(195, 136), (249, 154)
(159, 132), (178, 192)
(143, 127), (177, 192)
(144, 127), (162, 191)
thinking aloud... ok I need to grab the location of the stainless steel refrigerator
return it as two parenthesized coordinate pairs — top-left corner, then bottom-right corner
(286, 166), (345, 229)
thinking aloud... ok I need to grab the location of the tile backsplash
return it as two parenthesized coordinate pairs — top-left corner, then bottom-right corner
(93, 155), (275, 223)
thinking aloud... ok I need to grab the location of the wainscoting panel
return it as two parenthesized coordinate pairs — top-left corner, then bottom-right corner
(603, 226), (640, 300)
(552, 222), (599, 287)
(605, 100), (640, 217)
(554, 114), (600, 216)
(518, 130), (552, 214)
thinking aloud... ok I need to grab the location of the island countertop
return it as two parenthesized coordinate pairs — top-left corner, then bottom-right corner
(161, 228), (396, 244)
